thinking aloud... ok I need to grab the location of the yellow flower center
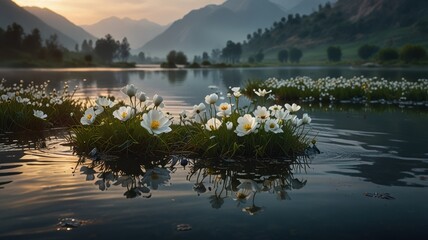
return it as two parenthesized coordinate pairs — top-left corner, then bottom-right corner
(151, 172), (159, 180)
(151, 120), (160, 129)
(121, 112), (128, 119)
(221, 105), (228, 110)
(209, 125), (215, 130)
(270, 123), (275, 129)
(236, 192), (247, 200)
(86, 114), (92, 120)
(261, 115), (266, 119)
(244, 123), (252, 131)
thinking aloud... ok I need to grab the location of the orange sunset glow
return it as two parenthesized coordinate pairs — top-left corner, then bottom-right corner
(13, 0), (226, 25)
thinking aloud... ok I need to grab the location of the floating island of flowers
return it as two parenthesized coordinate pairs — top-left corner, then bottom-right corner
(0, 78), (315, 161)
(68, 84), (315, 161)
(245, 76), (428, 107)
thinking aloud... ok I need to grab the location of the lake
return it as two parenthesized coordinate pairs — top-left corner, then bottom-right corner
(0, 66), (427, 240)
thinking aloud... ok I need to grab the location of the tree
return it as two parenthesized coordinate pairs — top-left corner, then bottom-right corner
(358, 44), (380, 60)
(45, 34), (63, 62)
(248, 56), (255, 63)
(222, 40), (242, 63)
(255, 49), (264, 63)
(400, 44), (427, 63)
(94, 34), (120, 64)
(278, 49), (288, 63)
(166, 50), (177, 64)
(327, 46), (342, 62)
(118, 37), (130, 62)
(22, 28), (42, 54)
(175, 51), (188, 65)
(211, 49), (221, 63)
(202, 52), (210, 62)
(138, 52), (146, 63)
(289, 47), (303, 63)
(4, 22), (24, 49)
(377, 48), (399, 62)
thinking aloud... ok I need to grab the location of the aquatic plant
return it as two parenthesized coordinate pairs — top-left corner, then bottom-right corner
(245, 76), (428, 106)
(0, 79), (82, 132)
(69, 84), (178, 158)
(69, 84), (313, 161)
(178, 87), (313, 160)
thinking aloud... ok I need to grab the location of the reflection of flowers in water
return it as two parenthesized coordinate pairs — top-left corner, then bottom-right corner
(141, 167), (171, 190)
(94, 172), (114, 191)
(80, 166), (96, 181)
(187, 158), (309, 215)
(234, 179), (261, 205)
(76, 156), (171, 198)
(209, 195), (225, 209)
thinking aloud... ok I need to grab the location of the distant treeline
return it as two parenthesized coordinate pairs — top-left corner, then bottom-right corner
(0, 22), (134, 67)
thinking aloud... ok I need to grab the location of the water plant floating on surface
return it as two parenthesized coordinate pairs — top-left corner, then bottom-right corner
(178, 86), (313, 160)
(69, 84), (315, 161)
(0, 79), (82, 132)
(69, 84), (176, 158)
(245, 76), (428, 107)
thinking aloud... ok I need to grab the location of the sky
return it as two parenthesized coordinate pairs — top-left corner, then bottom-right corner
(13, 0), (226, 25)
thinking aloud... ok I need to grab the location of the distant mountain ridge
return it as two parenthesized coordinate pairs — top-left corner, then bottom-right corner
(24, 6), (96, 46)
(0, 0), (77, 49)
(140, 0), (287, 57)
(243, 0), (428, 54)
(81, 17), (167, 50)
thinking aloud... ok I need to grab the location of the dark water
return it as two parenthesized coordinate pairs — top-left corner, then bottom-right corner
(0, 66), (427, 240)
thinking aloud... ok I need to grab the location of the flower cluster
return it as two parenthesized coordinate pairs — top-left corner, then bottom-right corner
(0, 79), (81, 132)
(179, 87), (312, 159)
(247, 76), (428, 106)
(71, 84), (174, 157)
(79, 84), (172, 136)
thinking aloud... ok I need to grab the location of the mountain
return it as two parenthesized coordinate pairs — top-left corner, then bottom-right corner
(0, 0), (77, 49)
(286, 0), (338, 15)
(24, 6), (96, 46)
(81, 17), (167, 50)
(243, 0), (428, 55)
(140, 0), (287, 57)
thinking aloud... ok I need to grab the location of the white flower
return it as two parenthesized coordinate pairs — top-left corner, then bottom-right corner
(153, 94), (164, 108)
(141, 109), (172, 135)
(191, 103), (206, 123)
(268, 104), (283, 116)
(292, 117), (303, 127)
(33, 110), (47, 120)
(96, 96), (116, 108)
(94, 105), (104, 115)
(284, 103), (301, 113)
(217, 102), (232, 117)
(275, 109), (294, 121)
(205, 118), (222, 131)
(136, 91), (147, 102)
(141, 167), (171, 190)
(302, 113), (312, 125)
(121, 84), (137, 97)
(235, 114), (259, 137)
(231, 87), (241, 98)
(264, 119), (283, 133)
(253, 88), (272, 97)
(253, 106), (270, 122)
(226, 121), (233, 130)
(237, 179), (262, 193)
(1, 94), (8, 101)
(113, 106), (135, 122)
(80, 107), (96, 125)
(205, 93), (218, 105)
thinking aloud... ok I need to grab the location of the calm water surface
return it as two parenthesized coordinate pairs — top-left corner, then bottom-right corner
(0, 66), (427, 240)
